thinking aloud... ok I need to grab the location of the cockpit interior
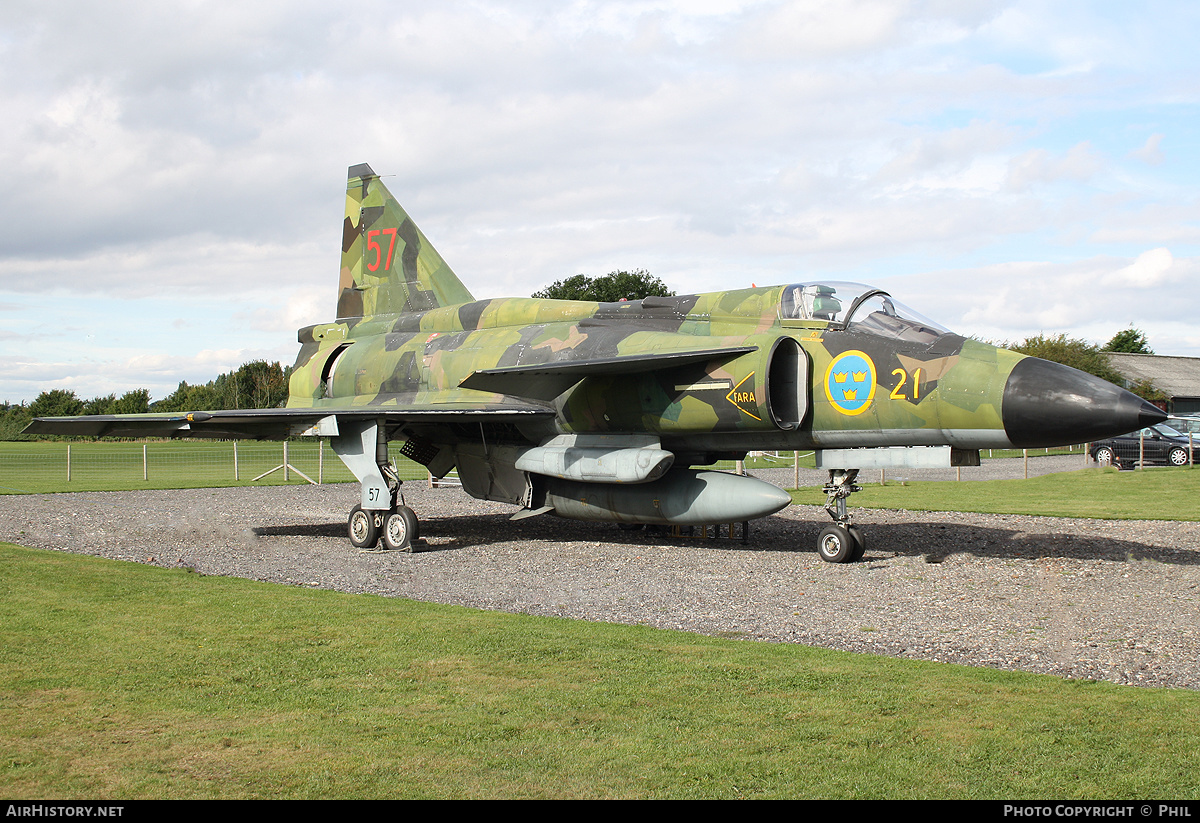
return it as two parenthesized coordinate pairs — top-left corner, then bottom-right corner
(779, 281), (950, 345)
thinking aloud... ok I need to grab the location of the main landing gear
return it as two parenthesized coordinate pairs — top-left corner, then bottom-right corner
(348, 500), (420, 552)
(333, 418), (421, 552)
(817, 469), (865, 563)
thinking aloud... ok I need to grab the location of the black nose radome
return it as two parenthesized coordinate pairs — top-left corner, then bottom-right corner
(1002, 356), (1166, 449)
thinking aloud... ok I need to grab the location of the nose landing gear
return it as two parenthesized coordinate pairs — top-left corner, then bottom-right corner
(818, 469), (865, 562)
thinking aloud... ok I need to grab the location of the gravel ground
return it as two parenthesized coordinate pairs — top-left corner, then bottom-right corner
(3, 455), (1198, 691)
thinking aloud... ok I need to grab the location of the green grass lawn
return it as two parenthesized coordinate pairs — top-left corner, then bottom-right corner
(2, 542), (1197, 800)
(792, 466), (1200, 521)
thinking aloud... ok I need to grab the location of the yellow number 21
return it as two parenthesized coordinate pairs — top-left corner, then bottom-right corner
(890, 367), (922, 400)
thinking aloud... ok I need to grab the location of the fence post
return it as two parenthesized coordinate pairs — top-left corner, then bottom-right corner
(234, 441), (239, 481)
(66, 444), (70, 482)
(319, 439), (324, 484)
(1023, 449), (1028, 479)
(283, 441), (289, 481)
(143, 443), (148, 481)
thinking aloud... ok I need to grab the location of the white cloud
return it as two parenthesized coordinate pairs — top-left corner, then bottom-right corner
(241, 288), (331, 336)
(0, 235), (327, 297)
(1101, 247), (1176, 288)
(1005, 141), (1106, 192)
(1132, 133), (1165, 166)
(900, 249), (1200, 354)
(735, 0), (908, 58)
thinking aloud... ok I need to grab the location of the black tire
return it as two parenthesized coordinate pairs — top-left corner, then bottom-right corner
(381, 506), (418, 552)
(1094, 447), (1114, 466)
(402, 505), (420, 542)
(348, 505), (380, 549)
(817, 524), (855, 563)
(1169, 447), (1189, 467)
(847, 525), (866, 562)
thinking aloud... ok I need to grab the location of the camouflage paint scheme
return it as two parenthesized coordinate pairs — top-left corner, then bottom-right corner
(27, 163), (1164, 550)
(284, 166), (1025, 464)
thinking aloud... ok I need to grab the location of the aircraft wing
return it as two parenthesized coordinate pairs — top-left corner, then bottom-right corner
(459, 346), (758, 403)
(26, 347), (758, 438)
(24, 402), (555, 440)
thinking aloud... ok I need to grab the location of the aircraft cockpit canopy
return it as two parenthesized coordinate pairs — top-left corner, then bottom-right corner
(779, 281), (951, 344)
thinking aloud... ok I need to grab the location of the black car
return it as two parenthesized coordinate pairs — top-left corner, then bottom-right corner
(1090, 423), (1198, 467)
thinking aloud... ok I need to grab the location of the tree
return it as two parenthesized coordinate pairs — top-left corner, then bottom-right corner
(1007, 333), (1168, 405)
(1127, 378), (1167, 406)
(112, 388), (151, 415)
(1006, 334), (1125, 385)
(532, 269), (674, 302)
(1100, 328), (1162, 405)
(237, 360), (289, 409)
(0, 402), (31, 441)
(154, 381), (222, 412)
(82, 394), (117, 416)
(1103, 327), (1153, 354)
(151, 361), (291, 412)
(28, 389), (84, 419)
(9, 362), (290, 440)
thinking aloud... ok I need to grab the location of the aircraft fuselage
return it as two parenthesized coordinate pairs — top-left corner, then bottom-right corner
(286, 284), (1152, 465)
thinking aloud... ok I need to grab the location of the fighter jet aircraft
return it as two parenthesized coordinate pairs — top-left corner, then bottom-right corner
(26, 163), (1166, 562)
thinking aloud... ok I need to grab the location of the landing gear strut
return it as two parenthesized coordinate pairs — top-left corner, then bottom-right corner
(818, 469), (865, 563)
(333, 418), (421, 552)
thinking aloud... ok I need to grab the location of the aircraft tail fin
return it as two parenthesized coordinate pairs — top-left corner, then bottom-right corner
(337, 163), (475, 318)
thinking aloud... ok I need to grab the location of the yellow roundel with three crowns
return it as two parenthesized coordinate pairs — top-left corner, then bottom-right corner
(823, 350), (876, 415)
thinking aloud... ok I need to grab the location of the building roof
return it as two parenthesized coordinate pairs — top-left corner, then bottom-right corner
(1106, 353), (1200, 399)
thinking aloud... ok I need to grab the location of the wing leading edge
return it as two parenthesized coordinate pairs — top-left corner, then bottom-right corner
(24, 404), (554, 440)
(26, 346), (759, 438)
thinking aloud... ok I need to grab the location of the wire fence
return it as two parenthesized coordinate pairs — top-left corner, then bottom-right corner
(0, 441), (429, 494)
(0, 441), (1093, 495)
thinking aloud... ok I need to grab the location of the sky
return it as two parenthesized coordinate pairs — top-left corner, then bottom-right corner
(2, 0), (1199, 404)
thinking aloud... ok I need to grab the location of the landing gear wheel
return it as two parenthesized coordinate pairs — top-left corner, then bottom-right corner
(405, 506), (420, 542)
(348, 505), (380, 549)
(847, 525), (866, 562)
(1095, 447), (1114, 466)
(1169, 447), (1189, 467)
(381, 506), (419, 552)
(817, 524), (856, 563)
